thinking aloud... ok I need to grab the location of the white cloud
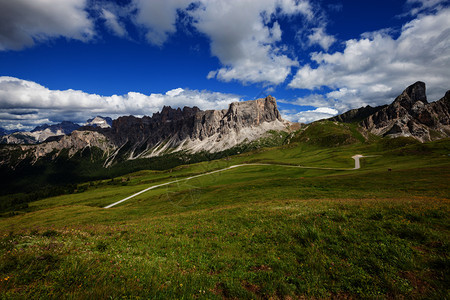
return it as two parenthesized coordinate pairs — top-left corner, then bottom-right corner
(0, 77), (241, 131)
(0, 0), (94, 51)
(189, 0), (311, 85)
(101, 8), (127, 37)
(132, 0), (191, 46)
(280, 88), (368, 120)
(307, 27), (336, 51)
(281, 106), (338, 123)
(289, 8), (450, 109)
(166, 88), (184, 97)
(131, 0), (320, 85)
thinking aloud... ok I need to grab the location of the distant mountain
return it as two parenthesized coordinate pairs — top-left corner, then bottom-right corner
(84, 116), (112, 128)
(1, 121), (80, 144)
(31, 120), (80, 134)
(330, 82), (450, 142)
(0, 128), (19, 136)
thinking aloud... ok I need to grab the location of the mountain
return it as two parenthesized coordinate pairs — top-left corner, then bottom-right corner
(31, 121), (80, 134)
(361, 82), (450, 142)
(0, 96), (291, 167)
(0, 121), (80, 144)
(104, 95), (286, 157)
(0, 127), (21, 136)
(330, 82), (450, 142)
(84, 116), (112, 128)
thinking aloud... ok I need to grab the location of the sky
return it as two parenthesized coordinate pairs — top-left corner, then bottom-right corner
(0, 0), (449, 131)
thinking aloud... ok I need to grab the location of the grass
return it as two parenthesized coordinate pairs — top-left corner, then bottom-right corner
(1, 198), (448, 299)
(0, 136), (449, 299)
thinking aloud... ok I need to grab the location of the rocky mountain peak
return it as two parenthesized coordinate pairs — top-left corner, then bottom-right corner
(359, 82), (449, 141)
(85, 116), (112, 128)
(394, 81), (427, 110)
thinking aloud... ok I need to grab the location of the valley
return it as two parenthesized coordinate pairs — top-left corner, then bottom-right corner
(0, 82), (449, 299)
(1, 130), (449, 299)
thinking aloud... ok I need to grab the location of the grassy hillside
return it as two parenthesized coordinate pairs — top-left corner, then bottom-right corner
(0, 130), (290, 213)
(0, 129), (449, 298)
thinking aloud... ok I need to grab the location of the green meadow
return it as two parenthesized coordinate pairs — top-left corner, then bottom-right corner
(1, 123), (449, 299)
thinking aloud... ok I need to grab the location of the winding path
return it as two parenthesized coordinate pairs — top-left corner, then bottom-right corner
(104, 155), (367, 209)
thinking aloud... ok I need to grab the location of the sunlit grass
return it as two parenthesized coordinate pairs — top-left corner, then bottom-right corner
(0, 137), (449, 298)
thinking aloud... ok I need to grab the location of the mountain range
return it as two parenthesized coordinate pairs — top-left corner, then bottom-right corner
(0, 82), (448, 170)
(0, 116), (112, 145)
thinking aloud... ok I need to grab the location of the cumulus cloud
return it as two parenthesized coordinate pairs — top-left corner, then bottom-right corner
(0, 77), (241, 131)
(0, 0), (94, 51)
(132, 0), (192, 46)
(307, 27), (336, 51)
(189, 0), (317, 85)
(0, 0), (333, 86)
(131, 0), (321, 85)
(289, 7), (450, 110)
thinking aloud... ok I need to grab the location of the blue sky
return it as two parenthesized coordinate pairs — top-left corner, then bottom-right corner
(0, 0), (449, 131)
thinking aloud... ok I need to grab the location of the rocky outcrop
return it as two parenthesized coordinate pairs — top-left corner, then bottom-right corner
(361, 82), (450, 141)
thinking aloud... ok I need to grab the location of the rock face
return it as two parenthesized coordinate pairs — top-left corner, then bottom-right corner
(1, 96), (290, 167)
(103, 95), (285, 158)
(361, 82), (450, 141)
